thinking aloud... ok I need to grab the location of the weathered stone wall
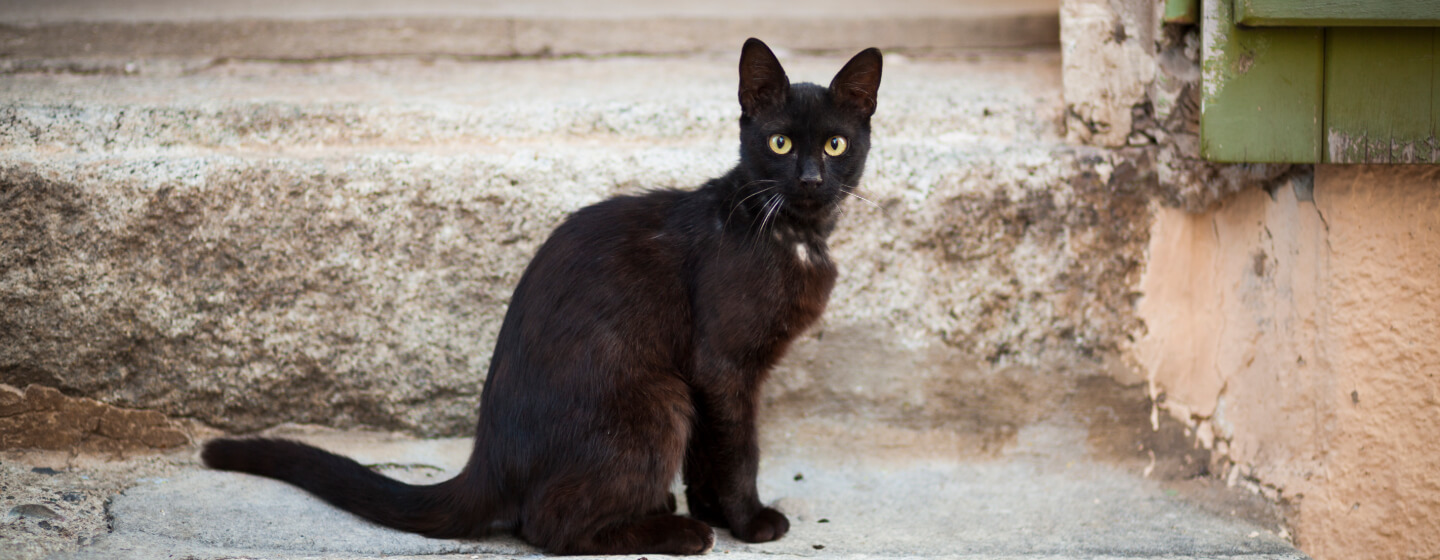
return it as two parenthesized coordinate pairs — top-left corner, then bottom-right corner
(1, 54), (1157, 440)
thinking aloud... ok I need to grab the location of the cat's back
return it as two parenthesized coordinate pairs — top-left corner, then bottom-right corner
(536, 188), (697, 274)
(501, 189), (703, 349)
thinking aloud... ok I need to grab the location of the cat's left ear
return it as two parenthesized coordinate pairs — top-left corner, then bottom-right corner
(829, 48), (883, 117)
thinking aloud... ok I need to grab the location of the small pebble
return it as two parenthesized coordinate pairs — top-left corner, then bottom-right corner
(10, 504), (60, 520)
(30, 467), (61, 475)
(793, 473), (804, 481)
(812, 544), (825, 550)
(817, 518), (830, 523)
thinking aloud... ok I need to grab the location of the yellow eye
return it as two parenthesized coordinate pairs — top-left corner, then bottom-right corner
(768, 134), (792, 155)
(825, 136), (848, 156)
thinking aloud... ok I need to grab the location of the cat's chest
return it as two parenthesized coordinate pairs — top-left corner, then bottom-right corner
(775, 241), (835, 330)
(785, 238), (825, 269)
(765, 223), (832, 270)
(740, 234), (837, 330)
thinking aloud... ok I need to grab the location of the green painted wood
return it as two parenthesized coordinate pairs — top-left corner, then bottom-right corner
(1434, 30), (1440, 161)
(1323, 28), (1439, 163)
(1201, 0), (1324, 163)
(1164, 0), (1198, 24)
(1236, 0), (1440, 27)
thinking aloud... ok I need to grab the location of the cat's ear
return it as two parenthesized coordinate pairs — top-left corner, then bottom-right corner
(738, 38), (790, 117)
(829, 47), (883, 117)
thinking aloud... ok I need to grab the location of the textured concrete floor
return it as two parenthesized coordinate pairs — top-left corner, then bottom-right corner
(3, 419), (1307, 560)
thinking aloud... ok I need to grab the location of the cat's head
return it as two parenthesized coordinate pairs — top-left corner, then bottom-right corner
(735, 38), (882, 225)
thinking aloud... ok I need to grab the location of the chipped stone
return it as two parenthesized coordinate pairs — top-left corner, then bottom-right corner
(0, 384), (188, 452)
(9, 503), (60, 520)
(0, 384), (25, 417)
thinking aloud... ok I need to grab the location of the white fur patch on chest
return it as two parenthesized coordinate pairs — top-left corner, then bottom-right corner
(794, 242), (810, 265)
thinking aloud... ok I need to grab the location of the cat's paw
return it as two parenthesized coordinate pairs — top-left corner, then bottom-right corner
(730, 507), (789, 543)
(691, 522), (718, 554)
(664, 516), (717, 555)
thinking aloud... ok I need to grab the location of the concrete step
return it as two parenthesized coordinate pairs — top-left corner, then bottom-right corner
(10, 422), (1304, 560)
(0, 51), (1122, 442)
(2, 55), (1061, 152)
(0, 0), (1058, 61)
(0, 51), (1077, 399)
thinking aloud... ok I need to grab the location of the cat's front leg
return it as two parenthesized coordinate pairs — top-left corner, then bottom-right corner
(682, 382), (789, 543)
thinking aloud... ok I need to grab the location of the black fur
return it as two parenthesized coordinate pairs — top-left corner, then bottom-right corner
(203, 38), (882, 556)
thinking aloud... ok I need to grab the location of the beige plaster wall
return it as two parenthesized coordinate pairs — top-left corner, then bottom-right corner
(1135, 165), (1440, 559)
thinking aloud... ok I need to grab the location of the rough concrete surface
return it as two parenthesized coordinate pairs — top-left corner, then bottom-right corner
(1, 52), (1160, 439)
(0, 0), (1059, 60)
(0, 421), (1304, 560)
(0, 449), (190, 560)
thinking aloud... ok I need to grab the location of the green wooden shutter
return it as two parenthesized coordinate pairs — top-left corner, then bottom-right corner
(1201, 0), (1440, 164)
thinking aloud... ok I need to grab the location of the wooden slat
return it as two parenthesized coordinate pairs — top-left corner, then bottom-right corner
(1201, 0), (1324, 163)
(1432, 30), (1440, 162)
(1323, 28), (1438, 163)
(1164, 0), (1198, 24)
(1237, 0), (1440, 27)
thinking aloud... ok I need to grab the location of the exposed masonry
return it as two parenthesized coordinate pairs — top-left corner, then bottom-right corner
(0, 384), (190, 453)
(0, 52), (1174, 438)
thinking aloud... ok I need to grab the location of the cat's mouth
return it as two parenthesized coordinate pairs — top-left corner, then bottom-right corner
(784, 191), (839, 213)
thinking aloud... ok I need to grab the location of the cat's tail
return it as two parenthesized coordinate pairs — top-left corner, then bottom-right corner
(201, 437), (486, 539)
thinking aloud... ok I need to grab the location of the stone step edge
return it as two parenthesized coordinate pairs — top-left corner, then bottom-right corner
(0, 103), (1057, 148)
(0, 141), (1069, 164)
(0, 14), (1059, 60)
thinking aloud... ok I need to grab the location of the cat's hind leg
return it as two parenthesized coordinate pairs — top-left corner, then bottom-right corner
(518, 372), (708, 554)
(556, 513), (715, 555)
(519, 470), (714, 555)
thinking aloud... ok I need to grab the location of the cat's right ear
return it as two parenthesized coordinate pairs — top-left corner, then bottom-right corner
(738, 38), (790, 117)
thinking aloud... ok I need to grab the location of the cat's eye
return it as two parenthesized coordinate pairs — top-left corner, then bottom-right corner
(768, 134), (792, 155)
(824, 136), (848, 157)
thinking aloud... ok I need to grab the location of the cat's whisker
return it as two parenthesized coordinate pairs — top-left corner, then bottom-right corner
(725, 184), (778, 229)
(839, 185), (882, 210)
(753, 194), (777, 231)
(750, 193), (783, 246)
(760, 194), (785, 242)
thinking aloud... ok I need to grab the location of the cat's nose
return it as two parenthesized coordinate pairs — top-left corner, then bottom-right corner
(799, 159), (822, 188)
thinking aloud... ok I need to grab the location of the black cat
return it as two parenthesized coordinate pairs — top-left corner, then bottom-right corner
(202, 38), (882, 556)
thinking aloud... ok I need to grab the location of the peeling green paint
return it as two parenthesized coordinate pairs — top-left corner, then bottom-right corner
(1164, 0), (1198, 24)
(1200, 0), (1323, 163)
(1324, 28), (1439, 163)
(1203, 1), (1440, 163)
(1237, 0), (1440, 27)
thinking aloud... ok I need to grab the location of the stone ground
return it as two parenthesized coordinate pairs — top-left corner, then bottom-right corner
(2, 418), (1305, 560)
